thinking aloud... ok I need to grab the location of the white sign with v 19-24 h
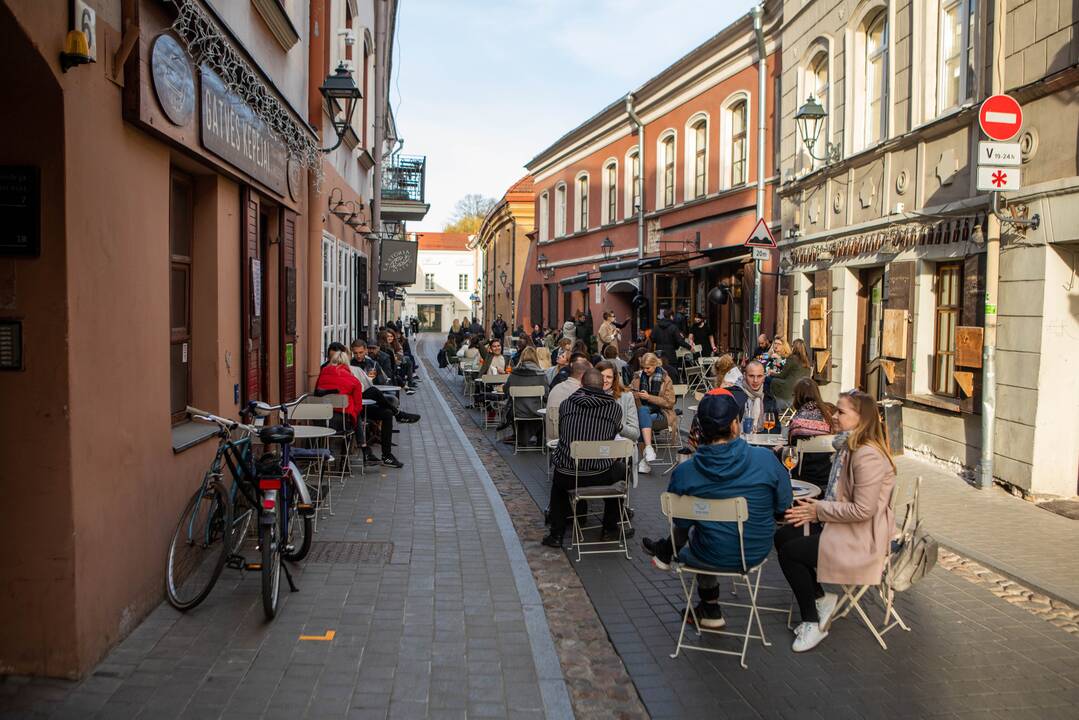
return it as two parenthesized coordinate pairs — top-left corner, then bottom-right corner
(978, 142), (1021, 166)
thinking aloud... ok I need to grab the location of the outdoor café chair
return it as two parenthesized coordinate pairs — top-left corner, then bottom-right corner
(289, 402), (337, 528)
(660, 492), (770, 669)
(821, 475), (919, 650)
(479, 374), (508, 429)
(508, 386), (546, 454)
(658, 384), (688, 475)
(568, 439), (634, 562)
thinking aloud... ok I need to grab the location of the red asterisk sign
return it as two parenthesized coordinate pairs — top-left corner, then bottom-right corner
(991, 170), (1008, 188)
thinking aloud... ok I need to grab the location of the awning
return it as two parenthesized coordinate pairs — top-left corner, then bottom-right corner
(606, 279), (639, 293)
(559, 272), (589, 293)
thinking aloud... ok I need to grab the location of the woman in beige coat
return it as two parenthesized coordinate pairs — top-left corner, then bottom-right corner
(628, 353), (677, 474)
(777, 389), (896, 652)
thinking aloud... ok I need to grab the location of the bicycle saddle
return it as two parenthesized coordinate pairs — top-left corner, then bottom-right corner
(258, 424), (295, 445)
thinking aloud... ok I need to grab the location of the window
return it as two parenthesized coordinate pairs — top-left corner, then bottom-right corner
(458, 273), (469, 291)
(602, 160), (617, 225)
(574, 172), (589, 232)
(625, 149), (640, 219)
(322, 235), (359, 354)
(864, 12), (888, 147)
(932, 263), (962, 396)
(169, 171), (193, 423)
(729, 101), (747, 187)
(554, 183), (566, 237)
(538, 191), (549, 242)
(424, 273), (435, 291)
(802, 52), (829, 169)
(657, 133), (676, 208)
(654, 274), (695, 324)
(939, 0), (962, 110)
(685, 114), (709, 199)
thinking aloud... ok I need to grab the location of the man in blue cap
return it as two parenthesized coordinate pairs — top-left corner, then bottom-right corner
(642, 388), (793, 628)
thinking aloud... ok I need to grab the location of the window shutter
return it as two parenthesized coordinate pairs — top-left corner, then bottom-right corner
(279, 209), (297, 401)
(883, 261), (915, 399)
(811, 270), (831, 382)
(777, 274), (792, 342)
(530, 284), (544, 328)
(958, 252), (987, 413)
(241, 188), (261, 404)
(546, 282), (557, 329)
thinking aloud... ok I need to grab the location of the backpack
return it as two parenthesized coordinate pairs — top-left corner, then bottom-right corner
(436, 349), (448, 368)
(887, 478), (939, 592)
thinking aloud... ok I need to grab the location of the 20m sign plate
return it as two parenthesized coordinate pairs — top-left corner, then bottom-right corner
(976, 166), (1021, 192)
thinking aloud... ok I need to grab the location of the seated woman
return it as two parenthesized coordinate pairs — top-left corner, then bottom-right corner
(777, 389), (896, 652)
(629, 352), (677, 475)
(786, 377), (838, 489)
(597, 360), (639, 444)
(500, 346), (548, 444)
(767, 339), (812, 410)
(712, 353), (742, 389)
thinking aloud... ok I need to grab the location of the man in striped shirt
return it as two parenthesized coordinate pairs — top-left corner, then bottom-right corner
(541, 369), (628, 549)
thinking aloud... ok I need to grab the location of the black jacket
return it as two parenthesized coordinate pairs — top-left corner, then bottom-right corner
(492, 319), (508, 338)
(650, 318), (690, 364)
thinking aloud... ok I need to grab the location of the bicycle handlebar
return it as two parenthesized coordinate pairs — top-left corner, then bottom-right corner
(186, 406), (259, 435)
(248, 393), (311, 417)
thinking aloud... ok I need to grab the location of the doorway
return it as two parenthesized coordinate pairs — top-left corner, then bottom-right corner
(857, 267), (886, 398)
(418, 304), (442, 332)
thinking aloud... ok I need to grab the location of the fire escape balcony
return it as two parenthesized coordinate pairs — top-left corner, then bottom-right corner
(381, 154), (430, 222)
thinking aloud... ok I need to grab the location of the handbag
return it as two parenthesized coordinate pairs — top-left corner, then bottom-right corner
(887, 478), (939, 592)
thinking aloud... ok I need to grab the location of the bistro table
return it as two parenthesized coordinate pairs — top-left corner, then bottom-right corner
(375, 384), (400, 394)
(743, 433), (786, 447)
(291, 425), (337, 440)
(791, 479), (822, 500)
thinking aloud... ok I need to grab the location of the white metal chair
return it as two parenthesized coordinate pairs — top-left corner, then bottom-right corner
(289, 402), (336, 529)
(479, 374), (508, 429)
(463, 369), (480, 406)
(822, 476), (919, 649)
(657, 385), (688, 475)
(508, 386), (545, 453)
(660, 492), (770, 668)
(684, 365), (708, 406)
(568, 439), (634, 561)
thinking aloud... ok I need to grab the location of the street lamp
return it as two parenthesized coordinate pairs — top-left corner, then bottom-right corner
(319, 63), (363, 153)
(600, 236), (614, 260)
(794, 95), (841, 165)
(537, 253), (553, 280)
(499, 269), (508, 288)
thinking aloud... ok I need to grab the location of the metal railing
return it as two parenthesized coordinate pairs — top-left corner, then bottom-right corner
(382, 154), (426, 203)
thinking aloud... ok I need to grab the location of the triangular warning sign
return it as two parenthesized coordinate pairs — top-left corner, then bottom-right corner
(744, 218), (777, 248)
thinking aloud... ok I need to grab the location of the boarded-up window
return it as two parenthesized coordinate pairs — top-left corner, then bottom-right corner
(932, 263), (962, 396)
(169, 171), (193, 423)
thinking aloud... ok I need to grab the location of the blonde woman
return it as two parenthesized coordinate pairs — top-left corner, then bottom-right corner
(629, 352), (676, 474)
(712, 353), (742, 388)
(534, 346), (553, 370)
(778, 389), (897, 652)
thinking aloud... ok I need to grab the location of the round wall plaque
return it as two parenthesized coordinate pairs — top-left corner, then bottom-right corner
(895, 169), (909, 195)
(151, 34), (195, 127)
(287, 157), (302, 202)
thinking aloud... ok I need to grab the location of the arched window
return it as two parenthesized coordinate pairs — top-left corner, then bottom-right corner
(574, 172), (589, 232)
(685, 114), (709, 199)
(728, 101), (747, 187)
(538, 191), (549, 242)
(601, 160), (618, 225)
(864, 12), (888, 147)
(657, 132), (676, 208)
(625, 148), (640, 219)
(554, 183), (566, 237)
(802, 51), (829, 169)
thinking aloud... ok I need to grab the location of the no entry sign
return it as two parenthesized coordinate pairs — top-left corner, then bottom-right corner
(978, 95), (1023, 141)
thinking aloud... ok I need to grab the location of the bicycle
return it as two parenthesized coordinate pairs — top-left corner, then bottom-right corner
(165, 397), (314, 619)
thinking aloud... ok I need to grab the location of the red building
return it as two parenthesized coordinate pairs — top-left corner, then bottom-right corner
(520, 3), (781, 354)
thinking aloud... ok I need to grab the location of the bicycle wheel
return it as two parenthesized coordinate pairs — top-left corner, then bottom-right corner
(228, 484), (256, 554)
(259, 518), (282, 620)
(166, 478), (232, 611)
(282, 464), (313, 562)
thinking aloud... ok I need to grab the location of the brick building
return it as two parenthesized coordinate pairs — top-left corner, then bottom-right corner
(473, 175), (535, 332)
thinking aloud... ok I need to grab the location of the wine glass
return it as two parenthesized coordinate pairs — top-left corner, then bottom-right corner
(781, 446), (798, 475)
(762, 411), (776, 433)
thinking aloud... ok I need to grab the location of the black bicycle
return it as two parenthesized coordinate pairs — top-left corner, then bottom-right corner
(165, 397), (314, 619)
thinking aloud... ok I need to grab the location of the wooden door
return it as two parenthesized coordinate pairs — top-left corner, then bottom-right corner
(241, 188), (263, 404)
(279, 209), (297, 401)
(860, 267), (885, 397)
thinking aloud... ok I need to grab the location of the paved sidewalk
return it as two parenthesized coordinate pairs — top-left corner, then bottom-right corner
(430, 340), (1079, 720)
(0, 368), (570, 719)
(896, 455), (1079, 607)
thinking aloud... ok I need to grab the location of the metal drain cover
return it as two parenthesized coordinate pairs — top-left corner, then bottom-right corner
(306, 541), (394, 565)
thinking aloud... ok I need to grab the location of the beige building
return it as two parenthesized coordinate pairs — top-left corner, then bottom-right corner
(403, 232), (479, 331)
(776, 0), (1079, 497)
(472, 176), (535, 331)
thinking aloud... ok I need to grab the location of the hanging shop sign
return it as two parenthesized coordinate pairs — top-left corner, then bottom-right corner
(378, 239), (419, 285)
(150, 34), (195, 126)
(200, 67), (288, 196)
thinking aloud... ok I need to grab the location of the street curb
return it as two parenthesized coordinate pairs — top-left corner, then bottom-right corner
(937, 540), (1079, 610)
(417, 347), (575, 720)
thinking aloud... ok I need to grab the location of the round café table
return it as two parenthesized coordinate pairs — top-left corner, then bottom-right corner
(291, 425), (337, 440)
(743, 433), (785, 448)
(791, 479), (821, 500)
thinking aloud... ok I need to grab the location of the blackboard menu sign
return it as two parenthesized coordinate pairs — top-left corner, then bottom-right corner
(0, 320), (22, 370)
(378, 239), (419, 285)
(0, 167), (40, 257)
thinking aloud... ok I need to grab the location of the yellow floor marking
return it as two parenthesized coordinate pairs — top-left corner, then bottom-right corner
(299, 630), (336, 641)
(365, 517), (373, 524)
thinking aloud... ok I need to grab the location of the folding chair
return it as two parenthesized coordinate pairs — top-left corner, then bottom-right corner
(657, 384), (687, 475)
(821, 476), (919, 650)
(795, 434), (836, 473)
(479, 374), (508, 429)
(508, 386), (545, 454)
(568, 439), (634, 561)
(659, 492), (770, 668)
(320, 394), (356, 484)
(684, 365), (707, 406)
(289, 402), (336, 530)
(463, 369), (479, 406)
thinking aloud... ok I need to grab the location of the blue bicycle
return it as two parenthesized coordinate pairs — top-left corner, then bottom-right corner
(165, 397), (314, 619)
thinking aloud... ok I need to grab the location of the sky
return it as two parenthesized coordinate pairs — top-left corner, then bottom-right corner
(393, 0), (758, 231)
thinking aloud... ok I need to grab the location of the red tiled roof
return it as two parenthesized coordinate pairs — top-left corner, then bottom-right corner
(415, 232), (471, 251)
(506, 175), (534, 195)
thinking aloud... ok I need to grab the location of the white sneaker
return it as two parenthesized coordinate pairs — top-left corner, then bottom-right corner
(644, 446), (657, 462)
(637, 459), (652, 474)
(816, 592), (838, 629)
(791, 621), (829, 652)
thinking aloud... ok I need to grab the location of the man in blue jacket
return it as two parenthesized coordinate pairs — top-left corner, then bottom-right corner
(642, 388), (793, 628)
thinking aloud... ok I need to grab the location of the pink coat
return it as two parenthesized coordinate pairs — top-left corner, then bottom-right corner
(816, 444), (895, 586)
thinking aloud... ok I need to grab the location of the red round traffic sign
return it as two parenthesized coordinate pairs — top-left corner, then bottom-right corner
(979, 94), (1023, 141)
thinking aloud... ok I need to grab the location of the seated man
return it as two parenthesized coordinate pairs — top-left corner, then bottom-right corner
(641, 388), (792, 627)
(341, 342), (419, 467)
(731, 360), (781, 434)
(545, 359), (591, 442)
(541, 368), (628, 548)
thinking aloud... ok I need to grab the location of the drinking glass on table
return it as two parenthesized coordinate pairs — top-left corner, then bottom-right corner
(781, 446), (798, 475)
(762, 411), (776, 432)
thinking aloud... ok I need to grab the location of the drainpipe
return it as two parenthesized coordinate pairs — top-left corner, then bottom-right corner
(371, 0), (390, 335)
(751, 3), (767, 348)
(625, 94), (645, 334)
(510, 216), (517, 331)
(979, 1), (1006, 489)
